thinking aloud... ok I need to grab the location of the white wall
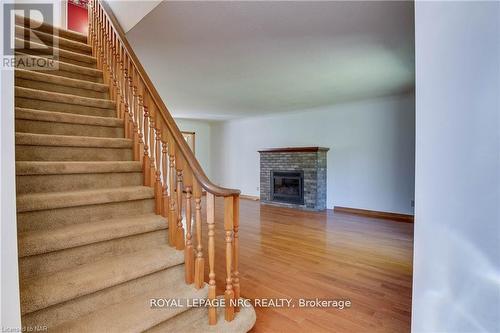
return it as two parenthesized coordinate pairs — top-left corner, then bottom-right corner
(0, 1), (21, 328)
(0, 69), (20, 331)
(211, 94), (415, 213)
(412, 1), (500, 332)
(174, 118), (213, 179)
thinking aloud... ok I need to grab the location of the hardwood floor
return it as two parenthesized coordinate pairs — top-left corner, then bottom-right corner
(203, 198), (414, 333)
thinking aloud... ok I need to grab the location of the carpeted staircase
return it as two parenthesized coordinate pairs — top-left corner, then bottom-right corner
(14, 16), (255, 333)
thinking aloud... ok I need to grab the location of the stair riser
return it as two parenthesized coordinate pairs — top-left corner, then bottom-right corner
(16, 145), (133, 161)
(32, 68), (103, 83)
(16, 119), (123, 138)
(15, 27), (92, 55)
(16, 78), (108, 99)
(16, 98), (115, 117)
(16, 48), (96, 69)
(18, 198), (155, 232)
(21, 265), (185, 329)
(17, 172), (143, 194)
(20, 229), (168, 279)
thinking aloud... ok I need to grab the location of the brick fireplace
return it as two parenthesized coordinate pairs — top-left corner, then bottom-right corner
(259, 147), (329, 210)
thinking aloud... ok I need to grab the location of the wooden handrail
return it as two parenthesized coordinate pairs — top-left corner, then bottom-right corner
(99, 0), (239, 197)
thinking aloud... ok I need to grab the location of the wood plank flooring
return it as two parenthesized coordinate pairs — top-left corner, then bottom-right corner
(203, 198), (413, 333)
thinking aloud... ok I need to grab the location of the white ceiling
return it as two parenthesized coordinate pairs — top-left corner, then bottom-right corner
(125, 1), (414, 120)
(106, 0), (161, 33)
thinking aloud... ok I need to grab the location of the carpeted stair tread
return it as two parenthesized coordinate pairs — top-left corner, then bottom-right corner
(15, 38), (96, 65)
(15, 87), (115, 110)
(16, 186), (154, 213)
(16, 161), (141, 175)
(51, 283), (208, 333)
(15, 25), (92, 54)
(20, 245), (184, 315)
(15, 108), (121, 127)
(18, 213), (167, 257)
(15, 70), (108, 92)
(16, 15), (87, 43)
(16, 52), (102, 79)
(16, 132), (131, 148)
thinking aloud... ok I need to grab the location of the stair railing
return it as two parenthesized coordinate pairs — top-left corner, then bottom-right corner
(88, 0), (241, 324)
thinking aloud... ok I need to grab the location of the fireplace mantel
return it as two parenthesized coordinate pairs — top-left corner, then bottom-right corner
(258, 147), (329, 153)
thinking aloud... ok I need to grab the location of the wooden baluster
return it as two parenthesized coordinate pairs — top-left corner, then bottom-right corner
(87, 1), (92, 48)
(193, 180), (205, 289)
(93, 2), (95, 40)
(96, 4), (100, 65)
(115, 41), (121, 117)
(114, 35), (121, 104)
(132, 68), (141, 161)
(183, 165), (194, 284)
(98, 8), (104, 71)
(95, 1), (99, 54)
(96, 7), (102, 69)
(154, 118), (162, 215)
(167, 132), (177, 246)
(107, 31), (114, 101)
(93, 2), (98, 58)
(142, 91), (151, 186)
(123, 51), (130, 134)
(123, 51), (131, 139)
(137, 78), (145, 162)
(161, 131), (169, 218)
(109, 22), (114, 84)
(119, 43), (124, 119)
(224, 196), (235, 321)
(87, 1), (92, 47)
(175, 151), (185, 251)
(105, 19), (110, 85)
(149, 103), (157, 187)
(127, 57), (135, 142)
(102, 13), (107, 78)
(232, 195), (240, 312)
(104, 18), (110, 84)
(117, 45), (124, 121)
(207, 193), (217, 325)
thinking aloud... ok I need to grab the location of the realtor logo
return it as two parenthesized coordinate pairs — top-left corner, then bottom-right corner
(2, 3), (59, 70)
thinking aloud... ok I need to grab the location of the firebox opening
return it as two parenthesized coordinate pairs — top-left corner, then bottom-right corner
(270, 171), (304, 205)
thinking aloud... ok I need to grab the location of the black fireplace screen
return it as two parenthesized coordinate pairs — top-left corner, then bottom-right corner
(270, 171), (304, 205)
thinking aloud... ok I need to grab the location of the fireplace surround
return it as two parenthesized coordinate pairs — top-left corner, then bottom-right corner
(259, 147), (329, 210)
